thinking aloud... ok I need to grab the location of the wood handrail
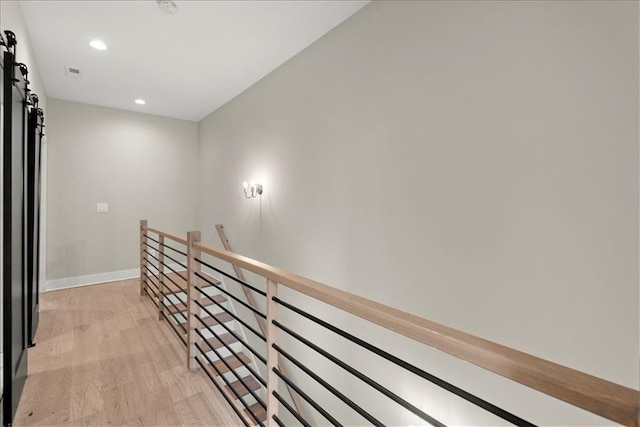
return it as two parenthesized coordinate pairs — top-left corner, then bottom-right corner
(144, 226), (188, 246)
(193, 241), (639, 426)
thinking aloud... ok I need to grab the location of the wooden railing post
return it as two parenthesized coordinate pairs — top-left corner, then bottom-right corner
(139, 219), (148, 296)
(187, 231), (201, 371)
(158, 235), (165, 320)
(266, 279), (278, 426)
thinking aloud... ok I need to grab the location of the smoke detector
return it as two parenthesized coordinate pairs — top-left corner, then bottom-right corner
(157, 0), (178, 15)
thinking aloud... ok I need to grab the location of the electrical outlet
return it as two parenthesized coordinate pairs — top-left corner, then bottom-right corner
(96, 203), (108, 213)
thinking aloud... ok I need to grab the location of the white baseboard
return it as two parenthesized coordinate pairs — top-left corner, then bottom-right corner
(45, 263), (185, 292)
(45, 268), (141, 292)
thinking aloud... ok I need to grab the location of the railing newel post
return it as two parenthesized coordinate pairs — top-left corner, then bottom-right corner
(266, 279), (279, 426)
(139, 219), (148, 296)
(187, 230), (202, 371)
(158, 235), (165, 320)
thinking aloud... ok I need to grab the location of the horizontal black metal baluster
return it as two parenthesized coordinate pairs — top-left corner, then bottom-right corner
(146, 261), (187, 295)
(142, 266), (158, 281)
(153, 274), (189, 323)
(162, 299), (189, 325)
(196, 343), (266, 427)
(273, 343), (384, 427)
(158, 293), (188, 333)
(145, 276), (158, 290)
(195, 356), (251, 427)
(145, 235), (161, 245)
(141, 274), (154, 293)
(161, 283), (188, 323)
(274, 298), (534, 427)
(145, 239), (188, 268)
(161, 242), (187, 257)
(145, 235), (187, 258)
(195, 312), (266, 365)
(149, 254), (187, 282)
(144, 288), (158, 305)
(144, 265), (189, 324)
(161, 255), (187, 282)
(159, 285), (187, 308)
(194, 272), (266, 319)
(145, 265), (189, 325)
(194, 327), (267, 420)
(272, 367), (343, 427)
(143, 262), (158, 276)
(143, 248), (187, 281)
(159, 271), (187, 295)
(142, 250), (162, 267)
(145, 288), (159, 305)
(143, 251), (188, 345)
(194, 325), (266, 388)
(152, 271), (186, 302)
(195, 286), (267, 342)
(195, 293), (266, 342)
(195, 257), (266, 297)
(274, 320), (444, 427)
(273, 390), (310, 427)
(160, 261), (187, 281)
(141, 272), (155, 291)
(272, 415), (285, 427)
(144, 261), (159, 273)
(145, 275), (160, 293)
(195, 327), (267, 405)
(159, 250), (187, 271)
(143, 269), (166, 311)
(142, 241), (160, 252)
(142, 243), (165, 265)
(160, 311), (187, 346)
(141, 272), (157, 298)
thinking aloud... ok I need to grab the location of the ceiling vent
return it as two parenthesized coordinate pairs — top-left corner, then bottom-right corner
(65, 66), (82, 79)
(157, 0), (178, 15)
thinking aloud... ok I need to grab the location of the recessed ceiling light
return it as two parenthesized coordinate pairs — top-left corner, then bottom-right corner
(89, 40), (107, 51)
(134, 99), (146, 105)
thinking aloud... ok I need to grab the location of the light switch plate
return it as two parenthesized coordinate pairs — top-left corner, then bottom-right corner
(97, 203), (108, 213)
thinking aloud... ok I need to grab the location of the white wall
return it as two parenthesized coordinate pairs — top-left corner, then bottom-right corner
(46, 98), (198, 285)
(197, 1), (639, 424)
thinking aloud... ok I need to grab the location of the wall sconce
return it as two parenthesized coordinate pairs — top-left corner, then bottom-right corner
(243, 180), (263, 199)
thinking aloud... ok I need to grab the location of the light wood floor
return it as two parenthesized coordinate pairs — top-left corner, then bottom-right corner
(13, 278), (241, 426)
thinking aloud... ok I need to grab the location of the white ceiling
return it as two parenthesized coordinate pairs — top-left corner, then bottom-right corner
(19, 0), (368, 121)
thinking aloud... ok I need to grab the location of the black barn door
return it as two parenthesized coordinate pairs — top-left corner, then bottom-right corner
(2, 46), (29, 426)
(26, 104), (42, 344)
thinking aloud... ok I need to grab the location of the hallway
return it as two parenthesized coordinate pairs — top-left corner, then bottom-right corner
(13, 279), (240, 426)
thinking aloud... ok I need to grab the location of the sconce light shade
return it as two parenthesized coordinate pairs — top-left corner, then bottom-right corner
(243, 180), (263, 199)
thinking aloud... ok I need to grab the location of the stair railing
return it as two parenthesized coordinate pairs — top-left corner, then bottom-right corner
(139, 220), (191, 347)
(140, 220), (640, 427)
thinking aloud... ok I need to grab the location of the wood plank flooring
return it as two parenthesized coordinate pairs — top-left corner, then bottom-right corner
(13, 278), (242, 426)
